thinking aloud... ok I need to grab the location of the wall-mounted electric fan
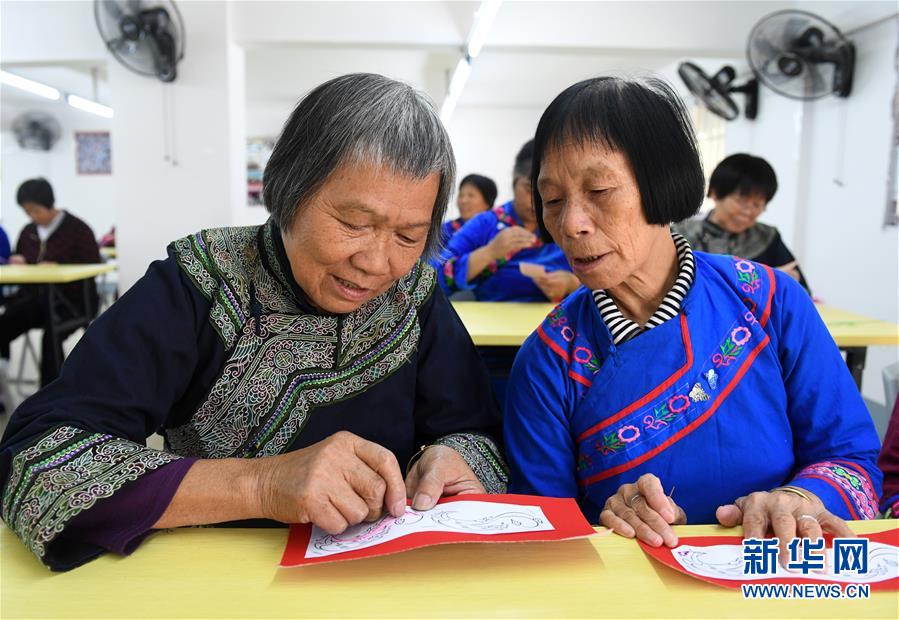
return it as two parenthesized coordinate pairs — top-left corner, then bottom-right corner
(94, 0), (185, 83)
(678, 62), (759, 121)
(747, 9), (855, 100)
(12, 112), (62, 151)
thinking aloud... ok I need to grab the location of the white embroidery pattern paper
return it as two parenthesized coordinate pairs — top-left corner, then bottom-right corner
(306, 501), (553, 558)
(672, 542), (899, 583)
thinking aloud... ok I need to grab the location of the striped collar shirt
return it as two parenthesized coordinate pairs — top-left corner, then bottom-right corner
(592, 233), (695, 345)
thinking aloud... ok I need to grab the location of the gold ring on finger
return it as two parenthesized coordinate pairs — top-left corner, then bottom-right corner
(628, 493), (644, 507)
(797, 514), (818, 522)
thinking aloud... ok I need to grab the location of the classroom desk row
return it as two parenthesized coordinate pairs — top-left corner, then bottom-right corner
(2, 520), (895, 619)
(0, 264), (117, 377)
(453, 301), (899, 389)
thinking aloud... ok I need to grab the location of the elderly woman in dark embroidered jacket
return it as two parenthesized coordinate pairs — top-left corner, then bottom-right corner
(0, 73), (507, 571)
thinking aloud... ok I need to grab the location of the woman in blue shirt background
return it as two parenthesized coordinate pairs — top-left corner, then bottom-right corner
(436, 140), (579, 302)
(440, 174), (497, 246)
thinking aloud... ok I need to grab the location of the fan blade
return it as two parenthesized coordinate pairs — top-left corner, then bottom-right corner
(782, 16), (809, 49)
(105, 36), (126, 52)
(751, 35), (782, 60)
(101, 0), (126, 20)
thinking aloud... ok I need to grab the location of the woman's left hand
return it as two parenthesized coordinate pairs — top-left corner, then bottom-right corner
(716, 490), (855, 565)
(404, 445), (485, 510)
(534, 271), (580, 302)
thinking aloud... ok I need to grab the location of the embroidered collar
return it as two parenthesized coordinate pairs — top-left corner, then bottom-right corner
(259, 219), (323, 315)
(592, 233), (695, 345)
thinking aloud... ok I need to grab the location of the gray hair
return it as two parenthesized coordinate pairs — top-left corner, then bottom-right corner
(263, 73), (455, 260)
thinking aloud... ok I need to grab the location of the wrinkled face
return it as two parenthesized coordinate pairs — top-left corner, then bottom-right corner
(456, 183), (491, 221)
(282, 161), (439, 314)
(538, 143), (662, 291)
(711, 191), (767, 234)
(21, 202), (55, 226)
(512, 176), (535, 226)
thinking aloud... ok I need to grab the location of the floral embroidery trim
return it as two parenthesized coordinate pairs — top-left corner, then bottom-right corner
(579, 330), (772, 486)
(735, 259), (761, 294)
(432, 433), (509, 494)
(575, 256), (775, 483)
(793, 461), (878, 520)
(575, 314), (693, 442)
(732, 257), (776, 328)
(578, 314), (757, 459)
(2, 426), (181, 562)
(442, 257), (461, 292)
(537, 306), (603, 389)
(712, 327), (751, 368)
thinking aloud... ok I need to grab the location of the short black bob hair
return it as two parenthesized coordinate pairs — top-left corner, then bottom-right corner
(708, 153), (778, 203)
(16, 178), (55, 209)
(531, 77), (705, 241)
(459, 174), (498, 208)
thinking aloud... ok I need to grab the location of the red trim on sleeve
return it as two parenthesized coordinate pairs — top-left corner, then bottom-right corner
(759, 264), (776, 328)
(795, 473), (861, 520)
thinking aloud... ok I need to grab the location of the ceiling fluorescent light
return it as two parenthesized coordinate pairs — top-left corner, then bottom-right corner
(66, 94), (114, 118)
(448, 58), (472, 96)
(0, 70), (61, 100)
(440, 91), (460, 125)
(467, 0), (502, 59)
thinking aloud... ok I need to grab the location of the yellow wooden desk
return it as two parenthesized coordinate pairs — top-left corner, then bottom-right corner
(0, 263), (115, 284)
(815, 305), (899, 348)
(452, 301), (554, 347)
(0, 263), (116, 376)
(1, 520), (894, 619)
(99, 247), (117, 260)
(453, 301), (899, 388)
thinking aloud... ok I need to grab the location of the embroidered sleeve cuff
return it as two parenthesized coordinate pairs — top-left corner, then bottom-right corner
(789, 461), (879, 520)
(441, 256), (475, 292)
(432, 432), (509, 494)
(1, 426), (183, 567)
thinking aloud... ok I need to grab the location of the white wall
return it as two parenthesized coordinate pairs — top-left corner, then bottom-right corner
(445, 105), (543, 217)
(109, 1), (242, 290)
(1, 101), (114, 246)
(720, 10), (898, 405)
(0, 1), (105, 64)
(795, 15), (899, 403)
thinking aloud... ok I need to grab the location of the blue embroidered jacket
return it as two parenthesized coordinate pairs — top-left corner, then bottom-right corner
(505, 251), (881, 523)
(434, 201), (571, 302)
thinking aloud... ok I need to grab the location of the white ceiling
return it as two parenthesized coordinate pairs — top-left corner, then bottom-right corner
(2, 0), (890, 133)
(242, 0), (892, 124)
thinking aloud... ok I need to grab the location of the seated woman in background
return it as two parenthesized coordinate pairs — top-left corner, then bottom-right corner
(0, 179), (101, 387)
(675, 154), (811, 293)
(440, 174), (497, 245)
(436, 140), (579, 302)
(505, 77), (880, 553)
(0, 74), (506, 571)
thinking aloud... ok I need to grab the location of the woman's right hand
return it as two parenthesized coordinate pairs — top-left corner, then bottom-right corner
(487, 226), (537, 261)
(599, 473), (686, 547)
(253, 431), (407, 534)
